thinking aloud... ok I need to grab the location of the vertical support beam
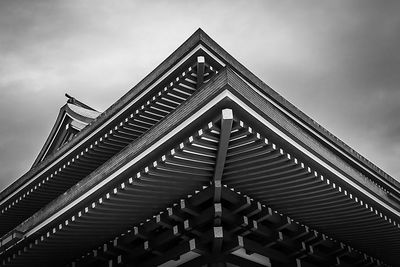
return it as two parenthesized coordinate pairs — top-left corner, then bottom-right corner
(214, 202), (222, 226)
(213, 109), (233, 202)
(117, 255), (125, 266)
(213, 226), (224, 254)
(197, 56), (205, 89)
(214, 180), (222, 204)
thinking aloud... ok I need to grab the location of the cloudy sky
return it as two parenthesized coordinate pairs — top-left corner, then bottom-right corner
(0, 0), (399, 190)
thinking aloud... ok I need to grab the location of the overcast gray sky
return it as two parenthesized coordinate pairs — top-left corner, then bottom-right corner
(0, 0), (399, 191)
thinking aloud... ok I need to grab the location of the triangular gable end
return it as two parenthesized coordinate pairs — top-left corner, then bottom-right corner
(31, 96), (100, 168)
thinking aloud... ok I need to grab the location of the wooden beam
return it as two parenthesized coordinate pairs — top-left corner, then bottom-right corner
(295, 258), (319, 267)
(214, 180), (222, 204)
(112, 238), (134, 254)
(196, 56), (205, 89)
(184, 205), (214, 231)
(141, 239), (202, 267)
(235, 235), (290, 264)
(214, 109), (233, 182)
(232, 196), (251, 214)
(178, 255), (209, 267)
(181, 199), (201, 216)
(214, 202), (223, 226)
(226, 253), (270, 267)
(213, 226), (224, 253)
(214, 109), (233, 202)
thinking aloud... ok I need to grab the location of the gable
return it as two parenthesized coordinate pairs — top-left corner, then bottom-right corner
(32, 101), (100, 168)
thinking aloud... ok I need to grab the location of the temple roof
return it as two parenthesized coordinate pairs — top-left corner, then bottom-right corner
(0, 29), (399, 266)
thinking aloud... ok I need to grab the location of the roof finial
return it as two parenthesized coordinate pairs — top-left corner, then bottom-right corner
(64, 93), (97, 111)
(65, 93), (75, 104)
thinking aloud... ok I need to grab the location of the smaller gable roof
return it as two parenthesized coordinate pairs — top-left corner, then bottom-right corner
(31, 95), (101, 168)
